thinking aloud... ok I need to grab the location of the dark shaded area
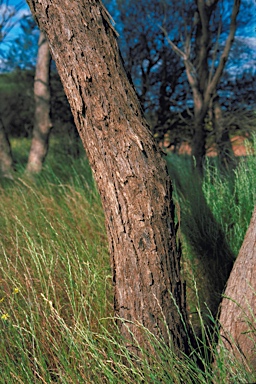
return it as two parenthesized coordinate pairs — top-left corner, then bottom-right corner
(0, 68), (82, 153)
(166, 157), (235, 322)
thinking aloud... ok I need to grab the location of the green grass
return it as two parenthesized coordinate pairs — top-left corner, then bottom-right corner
(166, 140), (256, 326)
(0, 136), (255, 383)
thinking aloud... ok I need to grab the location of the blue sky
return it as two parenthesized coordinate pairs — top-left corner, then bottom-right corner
(1, 0), (255, 72)
(0, 0), (30, 49)
(3, 0), (256, 39)
(5, 0), (256, 37)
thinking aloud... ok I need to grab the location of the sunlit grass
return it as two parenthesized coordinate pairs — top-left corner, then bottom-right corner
(0, 136), (255, 382)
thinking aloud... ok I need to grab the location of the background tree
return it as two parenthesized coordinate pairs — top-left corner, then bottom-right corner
(114, 0), (184, 143)
(26, 0), (191, 355)
(0, 0), (23, 48)
(26, 30), (52, 174)
(109, 0), (255, 166)
(0, 116), (13, 178)
(218, 206), (256, 371)
(2, 0), (253, 167)
(0, 11), (79, 170)
(0, 0), (24, 177)
(164, 0), (241, 171)
(3, 14), (39, 71)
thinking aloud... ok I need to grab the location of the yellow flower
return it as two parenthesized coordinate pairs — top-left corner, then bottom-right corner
(1, 313), (9, 320)
(13, 288), (20, 295)
(0, 297), (4, 303)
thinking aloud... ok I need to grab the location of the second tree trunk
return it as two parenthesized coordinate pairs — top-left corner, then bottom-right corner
(26, 31), (52, 174)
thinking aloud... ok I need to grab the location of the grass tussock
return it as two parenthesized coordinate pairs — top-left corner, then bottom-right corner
(0, 136), (255, 383)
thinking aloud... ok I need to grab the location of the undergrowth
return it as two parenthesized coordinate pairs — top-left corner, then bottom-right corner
(0, 136), (255, 383)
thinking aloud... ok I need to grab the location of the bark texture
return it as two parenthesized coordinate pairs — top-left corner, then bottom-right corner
(0, 117), (14, 178)
(26, 31), (52, 174)
(26, 0), (190, 354)
(219, 207), (256, 370)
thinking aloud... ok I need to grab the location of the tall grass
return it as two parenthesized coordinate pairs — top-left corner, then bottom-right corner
(166, 138), (255, 325)
(0, 137), (255, 382)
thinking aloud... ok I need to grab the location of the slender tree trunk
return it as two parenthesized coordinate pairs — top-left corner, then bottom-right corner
(26, 31), (52, 175)
(0, 117), (14, 179)
(218, 207), (256, 370)
(26, 0), (190, 355)
(191, 110), (207, 172)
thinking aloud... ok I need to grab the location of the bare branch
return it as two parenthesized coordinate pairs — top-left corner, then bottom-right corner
(159, 25), (187, 60)
(160, 23), (203, 114)
(0, 0), (24, 43)
(160, 25), (197, 90)
(207, 0), (241, 99)
(208, 16), (222, 84)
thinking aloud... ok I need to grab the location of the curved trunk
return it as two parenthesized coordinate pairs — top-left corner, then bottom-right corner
(26, 0), (190, 355)
(0, 117), (14, 179)
(218, 207), (256, 370)
(26, 31), (52, 174)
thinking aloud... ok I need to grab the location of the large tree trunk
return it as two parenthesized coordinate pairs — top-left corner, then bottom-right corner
(26, 0), (190, 355)
(26, 31), (52, 175)
(0, 117), (14, 179)
(218, 207), (256, 370)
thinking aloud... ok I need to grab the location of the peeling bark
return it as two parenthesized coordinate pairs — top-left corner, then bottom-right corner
(26, 31), (52, 174)
(26, 0), (190, 355)
(219, 207), (256, 371)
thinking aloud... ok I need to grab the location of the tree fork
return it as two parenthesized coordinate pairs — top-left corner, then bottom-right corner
(26, 0), (190, 355)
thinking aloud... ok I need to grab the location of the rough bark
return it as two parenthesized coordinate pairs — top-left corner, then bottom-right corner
(0, 117), (14, 179)
(26, 31), (52, 174)
(218, 207), (256, 370)
(26, 0), (190, 355)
